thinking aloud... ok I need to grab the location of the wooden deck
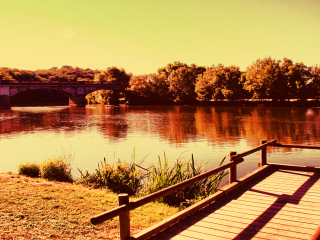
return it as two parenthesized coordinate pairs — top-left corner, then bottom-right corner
(148, 168), (320, 240)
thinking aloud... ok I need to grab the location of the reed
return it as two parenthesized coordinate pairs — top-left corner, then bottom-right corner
(146, 153), (228, 206)
(77, 151), (228, 206)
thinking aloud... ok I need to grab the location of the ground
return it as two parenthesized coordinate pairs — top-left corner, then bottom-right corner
(0, 173), (178, 240)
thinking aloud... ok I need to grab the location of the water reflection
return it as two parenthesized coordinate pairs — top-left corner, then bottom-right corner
(1, 105), (320, 174)
(2, 106), (320, 147)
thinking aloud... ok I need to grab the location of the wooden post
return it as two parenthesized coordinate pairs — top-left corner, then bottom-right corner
(260, 139), (267, 166)
(229, 151), (237, 184)
(118, 193), (130, 240)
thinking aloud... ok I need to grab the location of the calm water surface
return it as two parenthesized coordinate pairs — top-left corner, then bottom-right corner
(1, 105), (320, 178)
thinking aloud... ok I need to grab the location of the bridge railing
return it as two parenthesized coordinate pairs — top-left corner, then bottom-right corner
(0, 80), (129, 86)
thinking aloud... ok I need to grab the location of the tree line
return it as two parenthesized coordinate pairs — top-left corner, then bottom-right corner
(129, 58), (320, 104)
(1, 57), (320, 104)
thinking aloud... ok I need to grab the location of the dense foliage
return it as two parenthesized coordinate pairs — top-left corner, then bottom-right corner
(0, 65), (99, 82)
(2, 58), (320, 104)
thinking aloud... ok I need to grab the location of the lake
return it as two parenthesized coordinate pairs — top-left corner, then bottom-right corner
(1, 105), (320, 178)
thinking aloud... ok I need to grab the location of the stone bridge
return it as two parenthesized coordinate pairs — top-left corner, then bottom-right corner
(0, 81), (128, 109)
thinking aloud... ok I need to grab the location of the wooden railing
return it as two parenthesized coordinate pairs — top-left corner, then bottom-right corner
(90, 139), (320, 239)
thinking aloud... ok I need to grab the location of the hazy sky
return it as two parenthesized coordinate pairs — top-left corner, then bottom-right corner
(1, 0), (319, 75)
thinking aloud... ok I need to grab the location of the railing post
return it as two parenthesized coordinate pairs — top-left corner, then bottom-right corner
(229, 151), (237, 184)
(118, 193), (130, 240)
(260, 140), (267, 166)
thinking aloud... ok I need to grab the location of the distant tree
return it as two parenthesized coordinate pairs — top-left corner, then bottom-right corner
(129, 74), (153, 100)
(0, 68), (15, 81)
(95, 67), (131, 84)
(161, 62), (205, 103)
(243, 57), (288, 100)
(196, 64), (246, 101)
(310, 65), (320, 97)
(280, 59), (312, 100)
(157, 62), (189, 79)
(168, 66), (197, 103)
(195, 67), (215, 100)
(129, 74), (171, 104)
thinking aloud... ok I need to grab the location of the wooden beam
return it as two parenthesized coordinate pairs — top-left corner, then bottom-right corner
(273, 143), (320, 150)
(309, 224), (320, 240)
(229, 151), (237, 184)
(260, 139), (267, 166)
(269, 163), (320, 173)
(118, 194), (130, 240)
(232, 139), (276, 161)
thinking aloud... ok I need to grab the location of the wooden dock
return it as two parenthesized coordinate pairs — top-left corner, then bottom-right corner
(149, 168), (320, 239)
(90, 140), (320, 240)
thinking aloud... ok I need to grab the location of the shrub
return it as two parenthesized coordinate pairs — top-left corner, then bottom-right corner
(78, 152), (147, 195)
(147, 154), (228, 206)
(41, 157), (73, 182)
(18, 162), (40, 178)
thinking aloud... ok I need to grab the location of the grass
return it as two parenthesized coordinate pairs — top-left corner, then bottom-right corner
(0, 173), (178, 240)
(147, 153), (228, 206)
(18, 162), (40, 178)
(77, 152), (228, 207)
(18, 157), (73, 183)
(77, 154), (147, 195)
(41, 157), (73, 182)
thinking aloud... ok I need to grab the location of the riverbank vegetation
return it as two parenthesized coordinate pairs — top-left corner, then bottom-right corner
(1, 57), (320, 105)
(10, 153), (227, 239)
(19, 153), (228, 207)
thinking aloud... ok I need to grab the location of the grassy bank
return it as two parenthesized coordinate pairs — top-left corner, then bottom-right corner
(0, 173), (178, 240)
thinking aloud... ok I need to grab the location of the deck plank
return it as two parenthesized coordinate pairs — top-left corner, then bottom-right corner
(147, 169), (320, 239)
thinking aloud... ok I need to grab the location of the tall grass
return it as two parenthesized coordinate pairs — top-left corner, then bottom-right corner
(77, 151), (228, 207)
(147, 153), (228, 206)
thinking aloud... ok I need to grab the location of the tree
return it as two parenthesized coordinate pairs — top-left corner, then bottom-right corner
(196, 64), (246, 101)
(168, 66), (197, 103)
(195, 67), (216, 100)
(310, 65), (320, 98)
(0, 68), (15, 81)
(129, 74), (171, 104)
(280, 59), (312, 100)
(243, 57), (288, 100)
(159, 62), (205, 103)
(95, 67), (131, 84)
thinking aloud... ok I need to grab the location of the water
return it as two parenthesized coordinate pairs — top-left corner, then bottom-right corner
(1, 105), (320, 178)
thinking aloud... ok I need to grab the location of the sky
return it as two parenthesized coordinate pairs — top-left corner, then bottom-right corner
(1, 0), (320, 75)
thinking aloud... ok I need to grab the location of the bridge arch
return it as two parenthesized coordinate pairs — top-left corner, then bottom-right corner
(0, 82), (129, 108)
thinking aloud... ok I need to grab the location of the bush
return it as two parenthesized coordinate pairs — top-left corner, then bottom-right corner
(18, 162), (40, 178)
(78, 156), (147, 195)
(41, 157), (73, 182)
